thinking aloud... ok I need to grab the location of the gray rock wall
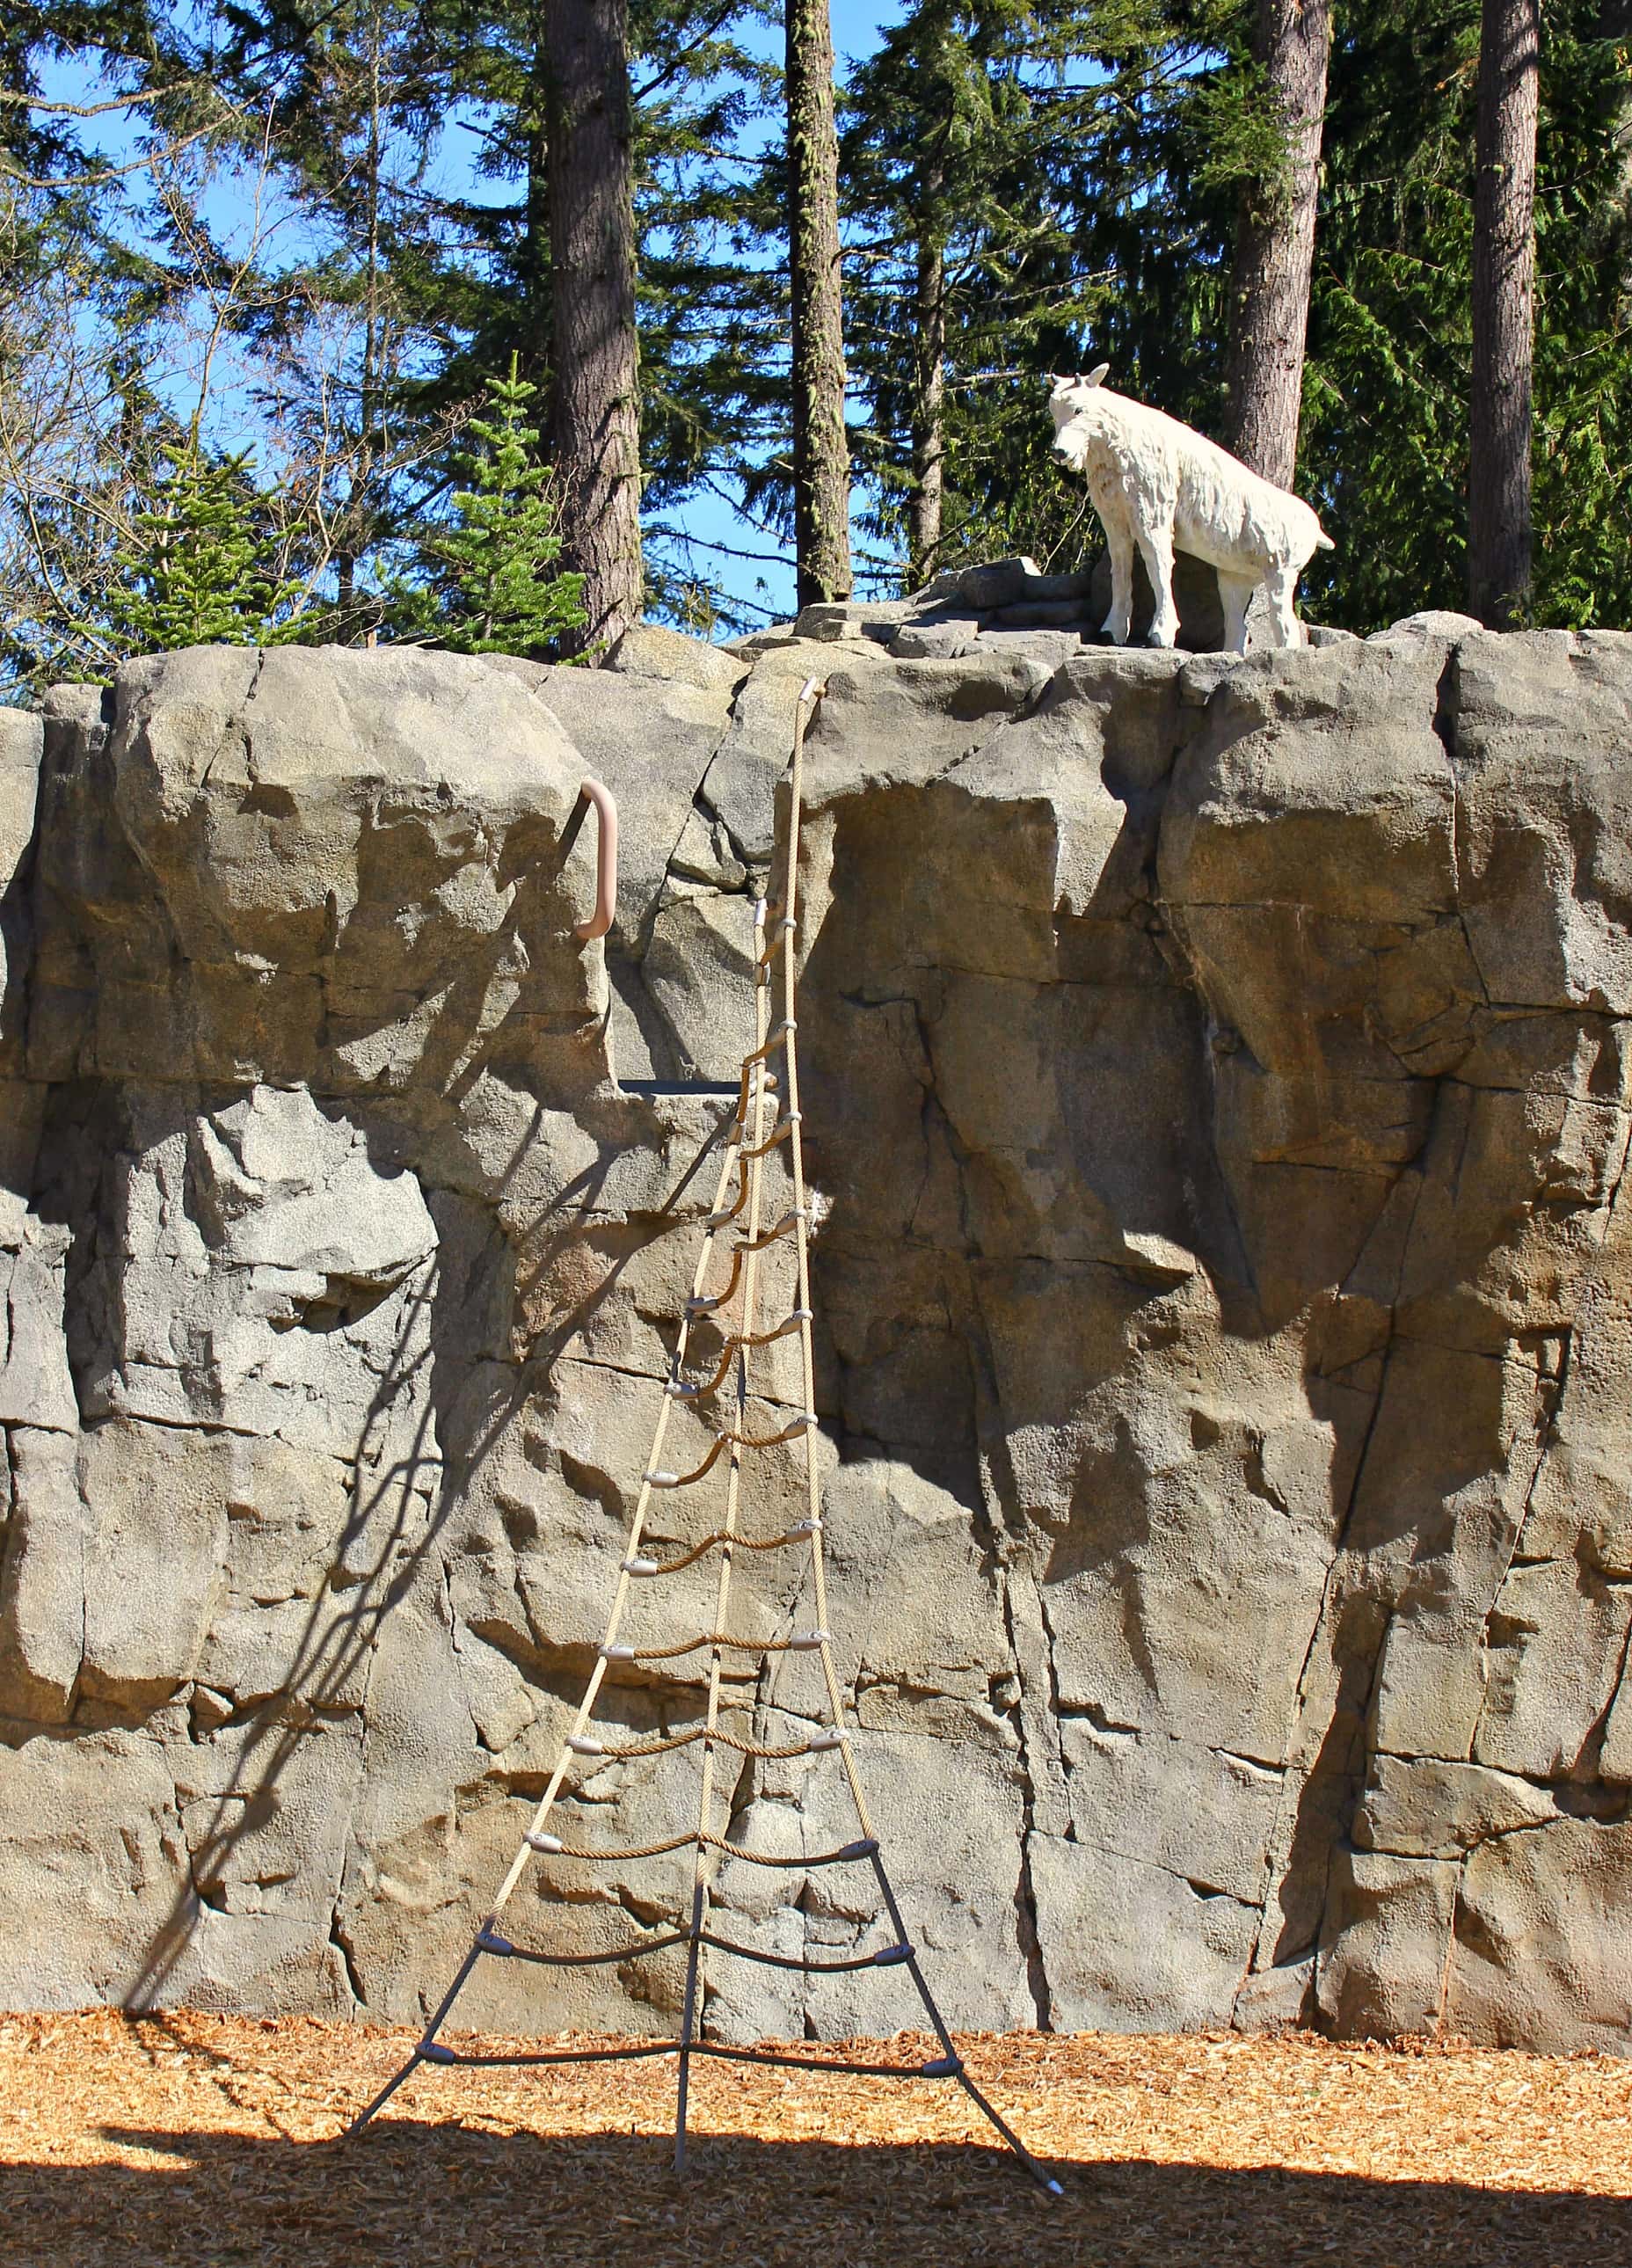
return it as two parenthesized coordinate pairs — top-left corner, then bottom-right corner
(3, 608), (1632, 2051)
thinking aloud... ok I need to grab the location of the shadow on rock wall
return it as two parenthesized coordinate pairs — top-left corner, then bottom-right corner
(3, 618), (1632, 2053)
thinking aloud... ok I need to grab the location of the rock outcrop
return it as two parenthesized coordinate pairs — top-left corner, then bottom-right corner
(3, 609), (1632, 2052)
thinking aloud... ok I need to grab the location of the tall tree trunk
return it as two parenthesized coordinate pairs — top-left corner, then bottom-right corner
(786, 0), (851, 607)
(1224, 0), (1331, 487)
(907, 193), (946, 588)
(543, 0), (643, 655)
(1468, 0), (1540, 626)
(521, 20), (550, 383)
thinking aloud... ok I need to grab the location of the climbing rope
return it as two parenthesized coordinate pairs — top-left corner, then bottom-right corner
(341, 680), (1061, 2201)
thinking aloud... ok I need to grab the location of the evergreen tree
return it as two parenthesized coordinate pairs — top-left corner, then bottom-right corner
(100, 447), (295, 657)
(407, 355), (586, 654)
(208, 0), (469, 642)
(842, 2), (1238, 589)
(1299, 0), (1631, 631)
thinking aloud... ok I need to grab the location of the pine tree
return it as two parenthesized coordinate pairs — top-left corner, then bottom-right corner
(209, 0), (465, 643)
(1299, 0), (1631, 631)
(409, 357), (586, 655)
(101, 448), (295, 658)
(842, 2), (1233, 589)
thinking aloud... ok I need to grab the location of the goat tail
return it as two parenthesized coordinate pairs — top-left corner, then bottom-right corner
(1315, 531), (1336, 551)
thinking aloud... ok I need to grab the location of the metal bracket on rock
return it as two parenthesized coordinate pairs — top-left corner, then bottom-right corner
(572, 776), (618, 942)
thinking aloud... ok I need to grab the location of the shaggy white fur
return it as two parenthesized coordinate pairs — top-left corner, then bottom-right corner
(1046, 368), (1334, 654)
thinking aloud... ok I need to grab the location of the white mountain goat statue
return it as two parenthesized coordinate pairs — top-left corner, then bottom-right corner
(1046, 367), (1334, 653)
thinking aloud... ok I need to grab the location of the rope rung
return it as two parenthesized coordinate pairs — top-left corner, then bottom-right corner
(526, 1828), (878, 1869)
(528, 1829), (696, 1864)
(415, 2043), (680, 2072)
(733, 1207), (808, 1255)
(665, 1309), (813, 1407)
(705, 1831), (879, 1868)
(740, 1112), (800, 1160)
(643, 1409), (816, 1495)
(696, 1931), (914, 1975)
(559, 1724), (854, 1763)
(613, 1626), (831, 1664)
(737, 1308), (812, 1346)
(628, 1519), (827, 1577)
(703, 1178), (751, 1230)
(478, 1931), (688, 1969)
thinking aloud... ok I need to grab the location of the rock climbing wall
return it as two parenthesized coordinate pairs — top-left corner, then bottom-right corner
(2, 587), (1632, 2052)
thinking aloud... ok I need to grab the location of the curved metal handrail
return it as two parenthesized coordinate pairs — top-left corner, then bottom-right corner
(572, 776), (618, 942)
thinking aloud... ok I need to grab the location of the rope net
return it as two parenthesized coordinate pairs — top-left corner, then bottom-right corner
(341, 681), (1060, 2199)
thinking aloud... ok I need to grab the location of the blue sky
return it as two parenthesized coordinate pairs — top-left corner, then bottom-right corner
(43, 1), (921, 636)
(668, 0), (907, 626)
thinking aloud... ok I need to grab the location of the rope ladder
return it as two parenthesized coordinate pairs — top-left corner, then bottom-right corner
(344, 680), (1061, 2199)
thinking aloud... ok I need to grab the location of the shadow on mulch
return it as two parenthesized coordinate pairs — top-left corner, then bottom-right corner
(4, 2119), (1629, 2268)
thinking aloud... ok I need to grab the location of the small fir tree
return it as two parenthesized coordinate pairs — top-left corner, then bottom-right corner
(104, 449), (293, 657)
(414, 359), (587, 655)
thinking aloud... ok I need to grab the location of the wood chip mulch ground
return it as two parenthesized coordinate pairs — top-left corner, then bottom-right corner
(3, 2010), (1631, 2267)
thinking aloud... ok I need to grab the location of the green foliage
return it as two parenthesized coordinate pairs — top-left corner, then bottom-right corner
(1297, 0), (1632, 631)
(841, 1), (1242, 590)
(99, 448), (297, 659)
(404, 357), (586, 655)
(842, 0), (1630, 631)
(5, 0), (1630, 664)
